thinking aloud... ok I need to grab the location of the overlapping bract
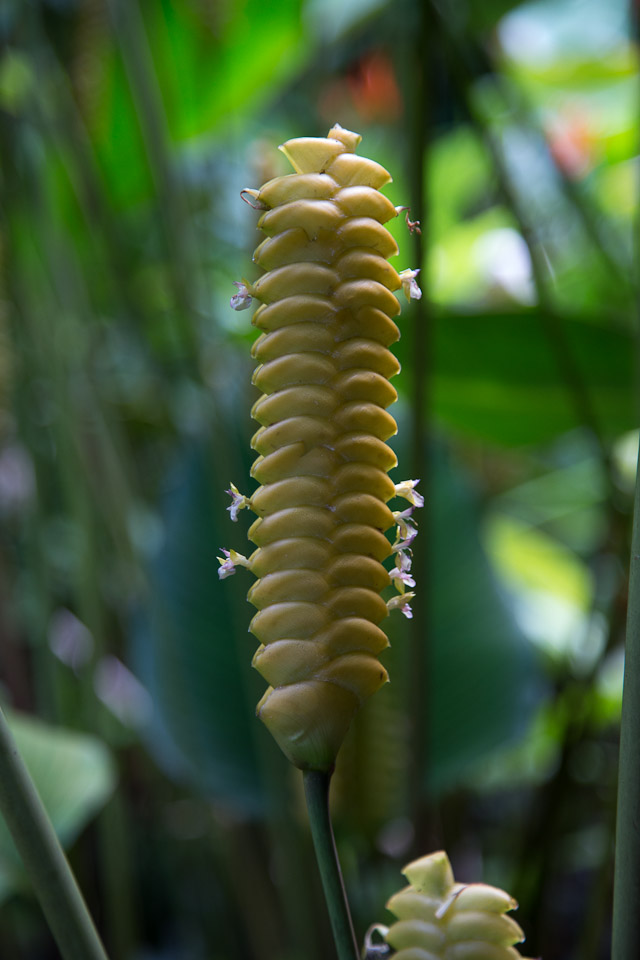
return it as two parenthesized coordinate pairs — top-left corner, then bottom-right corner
(384, 851), (533, 960)
(224, 125), (420, 771)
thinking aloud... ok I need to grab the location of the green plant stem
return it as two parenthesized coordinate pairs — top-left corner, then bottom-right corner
(0, 706), (109, 960)
(303, 770), (358, 960)
(612, 442), (640, 960)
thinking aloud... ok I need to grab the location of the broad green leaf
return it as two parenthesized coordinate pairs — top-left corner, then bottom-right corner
(493, 449), (607, 552)
(484, 511), (598, 665)
(90, 0), (308, 203)
(425, 445), (545, 792)
(0, 712), (116, 904)
(431, 310), (634, 446)
(508, 51), (637, 90)
(152, 0), (308, 141)
(486, 513), (592, 607)
(131, 443), (269, 817)
(429, 127), (494, 242)
(430, 209), (521, 305)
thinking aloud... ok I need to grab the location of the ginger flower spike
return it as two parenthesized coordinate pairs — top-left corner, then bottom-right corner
(220, 124), (423, 771)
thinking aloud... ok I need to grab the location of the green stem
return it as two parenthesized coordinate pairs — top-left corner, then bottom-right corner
(612, 441), (640, 960)
(0, 706), (109, 960)
(303, 770), (359, 960)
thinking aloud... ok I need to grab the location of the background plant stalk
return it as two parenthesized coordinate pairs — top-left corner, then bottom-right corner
(0, 706), (109, 960)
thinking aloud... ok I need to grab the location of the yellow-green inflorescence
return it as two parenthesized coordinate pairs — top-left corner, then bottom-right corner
(374, 851), (534, 960)
(219, 124), (422, 772)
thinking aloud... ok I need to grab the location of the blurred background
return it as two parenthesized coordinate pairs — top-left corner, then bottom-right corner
(0, 0), (637, 957)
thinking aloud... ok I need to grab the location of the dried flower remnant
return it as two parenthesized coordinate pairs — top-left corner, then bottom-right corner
(219, 124), (422, 771)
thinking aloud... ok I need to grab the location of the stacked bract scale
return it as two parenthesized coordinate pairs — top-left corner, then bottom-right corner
(221, 125), (422, 772)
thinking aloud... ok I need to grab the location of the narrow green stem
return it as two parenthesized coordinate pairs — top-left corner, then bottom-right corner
(612, 442), (640, 960)
(303, 770), (359, 960)
(0, 706), (109, 960)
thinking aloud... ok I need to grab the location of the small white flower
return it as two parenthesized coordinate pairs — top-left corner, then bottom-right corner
(398, 268), (422, 301)
(389, 550), (416, 590)
(392, 507), (418, 550)
(387, 592), (416, 618)
(230, 281), (253, 311)
(389, 566), (416, 590)
(394, 527), (417, 552)
(394, 479), (424, 509)
(392, 506), (415, 522)
(226, 483), (251, 522)
(394, 526), (418, 552)
(217, 547), (249, 580)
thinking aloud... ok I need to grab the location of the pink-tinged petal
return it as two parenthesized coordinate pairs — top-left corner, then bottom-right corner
(217, 547), (249, 580)
(398, 269), (422, 300)
(230, 281), (253, 311)
(393, 506), (415, 522)
(398, 268), (422, 301)
(393, 512), (418, 550)
(226, 482), (250, 522)
(387, 592), (416, 617)
(389, 549), (415, 588)
(389, 567), (416, 589)
(394, 479), (424, 509)
(217, 549), (236, 579)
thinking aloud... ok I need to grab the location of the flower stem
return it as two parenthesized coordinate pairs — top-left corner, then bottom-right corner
(612, 440), (640, 960)
(0, 706), (110, 960)
(303, 769), (359, 960)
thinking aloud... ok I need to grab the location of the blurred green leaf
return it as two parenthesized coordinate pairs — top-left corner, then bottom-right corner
(0, 712), (116, 904)
(147, 0), (309, 141)
(429, 126), (494, 243)
(0, 50), (33, 114)
(464, 0), (530, 32)
(131, 443), (268, 817)
(426, 445), (545, 792)
(431, 310), (633, 446)
(430, 208), (518, 304)
(487, 513), (592, 607)
(509, 50), (637, 90)
(91, 0), (309, 204)
(493, 448), (607, 551)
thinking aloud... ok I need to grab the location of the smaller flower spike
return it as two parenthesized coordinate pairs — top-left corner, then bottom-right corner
(383, 851), (534, 960)
(398, 268), (422, 301)
(226, 483), (251, 522)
